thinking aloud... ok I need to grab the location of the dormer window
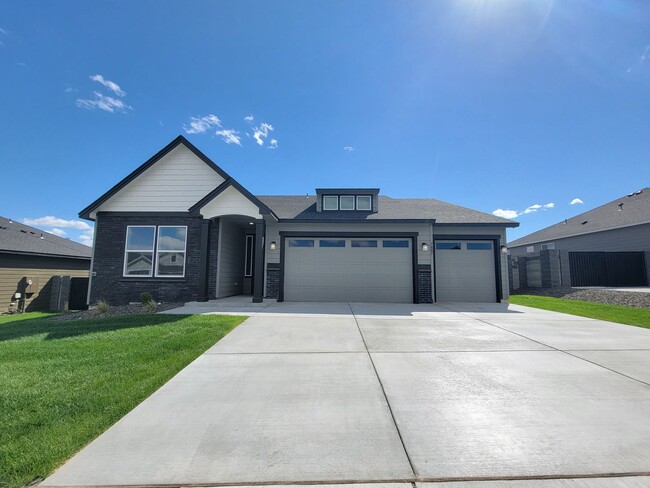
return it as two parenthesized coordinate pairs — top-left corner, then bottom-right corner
(356, 195), (372, 211)
(316, 188), (379, 213)
(323, 195), (339, 210)
(340, 195), (355, 210)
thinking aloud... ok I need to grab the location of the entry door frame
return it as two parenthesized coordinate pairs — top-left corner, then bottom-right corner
(278, 231), (419, 303)
(433, 234), (503, 303)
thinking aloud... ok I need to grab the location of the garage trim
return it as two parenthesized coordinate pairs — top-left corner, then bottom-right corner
(278, 231), (419, 303)
(433, 234), (503, 302)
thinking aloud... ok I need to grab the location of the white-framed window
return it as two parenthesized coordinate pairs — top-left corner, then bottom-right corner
(540, 242), (555, 250)
(123, 226), (156, 277)
(356, 195), (372, 211)
(526, 245), (535, 253)
(155, 226), (187, 277)
(339, 195), (355, 210)
(323, 195), (338, 210)
(244, 235), (254, 277)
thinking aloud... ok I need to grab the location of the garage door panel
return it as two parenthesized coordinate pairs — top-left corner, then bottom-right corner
(284, 237), (413, 303)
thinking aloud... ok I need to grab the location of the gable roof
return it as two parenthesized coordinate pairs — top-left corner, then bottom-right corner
(79, 135), (233, 220)
(189, 179), (278, 219)
(0, 216), (92, 259)
(509, 188), (650, 247)
(257, 195), (518, 225)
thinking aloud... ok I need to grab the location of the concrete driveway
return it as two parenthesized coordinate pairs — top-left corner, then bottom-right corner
(43, 301), (650, 487)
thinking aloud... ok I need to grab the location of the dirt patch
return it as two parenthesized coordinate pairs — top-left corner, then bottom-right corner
(512, 287), (650, 308)
(50, 302), (184, 321)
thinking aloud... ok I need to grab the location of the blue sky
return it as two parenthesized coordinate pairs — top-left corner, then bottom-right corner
(1, 0), (648, 246)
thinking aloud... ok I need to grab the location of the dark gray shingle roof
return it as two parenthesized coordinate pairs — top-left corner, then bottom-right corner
(0, 216), (92, 259)
(508, 188), (650, 247)
(257, 195), (517, 225)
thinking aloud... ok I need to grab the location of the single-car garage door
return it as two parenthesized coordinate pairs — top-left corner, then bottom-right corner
(284, 237), (413, 302)
(435, 240), (497, 302)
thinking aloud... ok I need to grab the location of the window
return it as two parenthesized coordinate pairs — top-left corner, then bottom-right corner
(351, 239), (377, 248)
(436, 242), (461, 250)
(156, 226), (187, 277)
(541, 242), (555, 250)
(124, 226), (155, 276)
(322, 196), (338, 210)
(339, 195), (355, 210)
(356, 195), (372, 211)
(244, 235), (254, 277)
(467, 242), (492, 250)
(289, 239), (315, 247)
(526, 245), (535, 253)
(320, 239), (346, 247)
(383, 240), (409, 248)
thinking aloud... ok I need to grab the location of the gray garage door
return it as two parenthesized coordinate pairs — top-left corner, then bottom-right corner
(284, 237), (413, 302)
(435, 240), (497, 302)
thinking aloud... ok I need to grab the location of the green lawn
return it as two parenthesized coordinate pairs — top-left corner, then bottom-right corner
(0, 312), (245, 487)
(510, 295), (650, 329)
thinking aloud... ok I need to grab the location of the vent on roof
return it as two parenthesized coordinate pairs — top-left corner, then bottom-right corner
(618, 203), (624, 211)
(627, 190), (643, 197)
(581, 220), (588, 225)
(20, 230), (26, 233)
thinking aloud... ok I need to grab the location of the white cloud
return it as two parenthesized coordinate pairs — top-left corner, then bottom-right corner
(492, 202), (555, 220)
(253, 122), (274, 146)
(570, 198), (584, 205)
(244, 115), (254, 122)
(76, 92), (132, 113)
(344, 146), (355, 152)
(48, 228), (67, 237)
(183, 114), (222, 134)
(216, 129), (242, 146)
(23, 216), (92, 231)
(64, 86), (77, 93)
(492, 209), (519, 219)
(90, 74), (126, 97)
(269, 139), (278, 149)
(78, 229), (94, 246)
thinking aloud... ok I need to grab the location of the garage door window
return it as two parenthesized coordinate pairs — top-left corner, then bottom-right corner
(383, 240), (409, 248)
(351, 239), (378, 248)
(467, 242), (492, 250)
(289, 239), (315, 247)
(320, 239), (346, 247)
(436, 242), (461, 250)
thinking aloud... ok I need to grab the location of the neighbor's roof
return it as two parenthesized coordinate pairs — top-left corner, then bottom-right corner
(257, 195), (518, 225)
(509, 188), (650, 247)
(0, 216), (92, 259)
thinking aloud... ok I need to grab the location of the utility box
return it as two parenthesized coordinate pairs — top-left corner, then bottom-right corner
(24, 277), (39, 294)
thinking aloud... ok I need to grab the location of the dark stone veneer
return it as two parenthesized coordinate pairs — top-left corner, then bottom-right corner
(91, 214), (208, 305)
(417, 264), (433, 303)
(265, 263), (280, 299)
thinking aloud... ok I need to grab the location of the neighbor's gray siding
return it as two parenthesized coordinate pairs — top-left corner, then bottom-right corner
(509, 223), (650, 257)
(217, 219), (245, 298)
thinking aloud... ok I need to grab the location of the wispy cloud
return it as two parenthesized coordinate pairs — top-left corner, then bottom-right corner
(344, 146), (355, 152)
(627, 45), (649, 73)
(49, 228), (67, 237)
(90, 74), (126, 97)
(183, 114), (222, 134)
(570, 198), (584, 205)
(492, 202), (555, 220)
(216, 129), (242, 146)
(244, 115), (254, 122)
(269, 139), (278, 149)
(253, 122), (274, 146)
(78, 229), (94, 246)
(24, 216), (92, 230)
(76, 92), (132, 113)
(0, 27), (7, 47)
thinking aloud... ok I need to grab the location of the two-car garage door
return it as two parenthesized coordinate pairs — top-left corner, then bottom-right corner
(284, 237), (413, 303)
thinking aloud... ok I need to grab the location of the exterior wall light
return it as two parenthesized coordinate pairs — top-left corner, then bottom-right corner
(500, 245), (508, 254)
(421, 242), (429, 252)
(270, 241), (277, 251)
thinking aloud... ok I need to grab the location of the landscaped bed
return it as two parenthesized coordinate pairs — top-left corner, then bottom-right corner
(0, 311), (245, 487)
(510, 295), (650, 329)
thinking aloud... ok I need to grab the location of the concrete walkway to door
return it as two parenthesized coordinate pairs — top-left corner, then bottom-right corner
(42, 301), (650, 487)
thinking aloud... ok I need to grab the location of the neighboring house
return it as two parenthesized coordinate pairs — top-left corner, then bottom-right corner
(79, 136), (517, 305)
(0, 216), (92, 312)
(509, 189), (649, 287)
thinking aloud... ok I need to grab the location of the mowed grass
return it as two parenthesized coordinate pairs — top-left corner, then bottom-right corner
(510, 295), (650, 329)
(0, 312), (245, 487)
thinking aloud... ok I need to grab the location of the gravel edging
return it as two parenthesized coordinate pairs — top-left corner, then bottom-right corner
(49, 302), (185, 321)
(512, 287), (650, 308)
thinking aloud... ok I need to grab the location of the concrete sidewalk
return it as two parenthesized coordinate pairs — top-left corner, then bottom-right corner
(42, 301), (650, 487)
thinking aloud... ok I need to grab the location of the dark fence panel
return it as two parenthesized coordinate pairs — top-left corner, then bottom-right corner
(569, 252), (647, 287)
(68, 277), (89, 310)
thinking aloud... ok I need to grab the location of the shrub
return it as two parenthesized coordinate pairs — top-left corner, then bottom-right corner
(97, 300), (110, 314)
(140, 292), (153, 305)
(143, 300), (157, 312)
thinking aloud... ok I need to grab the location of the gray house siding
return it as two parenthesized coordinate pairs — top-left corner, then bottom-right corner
(217, 219), (245, 298)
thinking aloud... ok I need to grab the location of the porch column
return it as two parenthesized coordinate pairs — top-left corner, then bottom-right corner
(252, 219), (265, 303)
(197, 219), (210, 302)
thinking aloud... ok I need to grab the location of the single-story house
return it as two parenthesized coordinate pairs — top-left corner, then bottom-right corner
(509, 188), (649, 287)
(80, 136), (518, 305)
(0, 216), (92, 312)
